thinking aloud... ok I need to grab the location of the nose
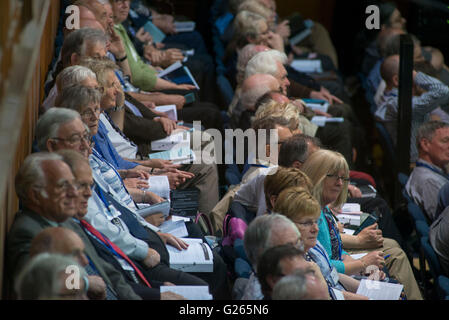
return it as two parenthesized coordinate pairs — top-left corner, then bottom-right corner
(311, 223), (319, 233)
(67, 183), (79, 197)
(79, 252), (89, 267)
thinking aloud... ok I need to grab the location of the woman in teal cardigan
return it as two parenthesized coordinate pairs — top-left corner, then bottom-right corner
(300, 149), (385, 276)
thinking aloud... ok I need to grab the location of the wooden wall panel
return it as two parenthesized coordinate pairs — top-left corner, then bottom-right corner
(0, 0), (60, 299)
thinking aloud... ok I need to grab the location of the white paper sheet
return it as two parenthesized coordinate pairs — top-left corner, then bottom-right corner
(356, 279), (403, 300)
(160, 285), (212, 300)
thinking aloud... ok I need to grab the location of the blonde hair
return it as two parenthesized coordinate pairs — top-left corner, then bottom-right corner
(264, 167), (313, 211)
(273, 186), (321, 222)
(300, 149), (349, 208)
(255, 100), (300, 131)
(79, 57), (117, 92)
(238, 0), (273, 22)
(234, 10), (267, 41)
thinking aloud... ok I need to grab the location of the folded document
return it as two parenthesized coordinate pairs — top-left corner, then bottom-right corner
(167, 238), (213, 272)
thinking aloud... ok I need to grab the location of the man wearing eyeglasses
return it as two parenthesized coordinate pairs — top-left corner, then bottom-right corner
(6, 152), (141, 300)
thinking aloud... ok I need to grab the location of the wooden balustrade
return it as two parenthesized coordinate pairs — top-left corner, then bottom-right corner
(0, 0), (60, 299)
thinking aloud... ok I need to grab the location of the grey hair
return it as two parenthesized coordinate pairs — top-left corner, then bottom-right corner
(243, 214), (300, 269)
(61, 28), (107, 67)
(272, 269), (308, 300)
(56, 85), (102, 113)
(15, 253), (86, 300)
(15, 152), (63, 202)
(245, 50), (288, 79)
(35, 108), (81, 152)
(417, 120), (449, 149)
(55, 66), (97, 92)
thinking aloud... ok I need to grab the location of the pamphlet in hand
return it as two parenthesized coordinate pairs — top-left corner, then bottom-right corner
(159, 219), (189, 238)
(311, 116), (344, 127)
(149, 146), (196, 164)
(174, 21), (196, 33)
(167, 238), (214, 272)
(137, 200), (171, 218)
(154, 104), (178, 121)
(356, 279), (403, 300)
(302, 98), (329, 113)
(150, 129), (191, 151)
(157, 61), (200, 89)
(143, 21), (166, 43)
(290, 59), (323, 73)
(160, 285), (212, 300)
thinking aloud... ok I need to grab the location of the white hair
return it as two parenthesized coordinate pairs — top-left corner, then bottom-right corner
(245, 50), (287, 79)
(15, 152), (64, 202)
(35, 108), (81, 152)
(55, 66), (96, 92)
(15, 253), (86, 300)
(244, 214), (300, 269)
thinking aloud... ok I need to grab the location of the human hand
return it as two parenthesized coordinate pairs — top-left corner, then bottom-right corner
(164, 170), (194, 189)
(275, 20), (291, 39)
(313, 110), (332, 118)
(155, 117), (177, 135)
(145, 159), (180, 170)
(160, 49), (184, 67)
(152, 14), (176, 34)
(144, 190), (165, 204)
(124, 178), (149, 190)
(265, 31), (285, 52)
(356, 224), (383, 248)
(176, 84), (196, 91)
(144, 212), (165, 227)
(360, 250), (385, 270)
(348, 184), (362, 198)
(125, 168), (151, 179)
(310, 89), (343, 105)
(136, 27), (153, 43)
(108, 28), (126, 59)
(158, 232), (189, 250)
(86, 275), (107, 300)
(161, 291), (187, 300)
(143, 248), (161, 268)
(291, 99), (305, 113)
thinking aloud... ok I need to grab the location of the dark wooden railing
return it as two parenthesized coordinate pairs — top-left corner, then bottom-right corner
(0, 0), (60, 298)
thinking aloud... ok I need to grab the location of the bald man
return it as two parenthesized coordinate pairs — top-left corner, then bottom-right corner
(230, 73), (280, 128)
(375, 54), (449, 163)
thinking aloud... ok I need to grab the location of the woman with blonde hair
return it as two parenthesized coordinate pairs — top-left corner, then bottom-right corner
(254, 100), (301, 134)
(273, 186), (368, 300)
(301, 149), (423, 299)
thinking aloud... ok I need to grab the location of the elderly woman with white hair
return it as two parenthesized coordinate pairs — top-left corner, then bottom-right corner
(42, 65), (99, 113)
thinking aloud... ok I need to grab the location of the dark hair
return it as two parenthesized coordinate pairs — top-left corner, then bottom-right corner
(278, 134), (309, 167)
(379, 2), (397, 27)
(257, 244), (305, 298)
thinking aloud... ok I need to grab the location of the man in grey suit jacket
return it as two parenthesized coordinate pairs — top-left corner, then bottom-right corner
(6, 152), (140, 300)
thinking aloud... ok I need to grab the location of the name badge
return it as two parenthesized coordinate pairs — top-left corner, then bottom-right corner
(330, 267), (339, 285)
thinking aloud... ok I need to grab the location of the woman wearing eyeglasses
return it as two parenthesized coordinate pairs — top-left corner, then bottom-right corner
(273, 186), (368, 300)
(301, 149), (422, 299)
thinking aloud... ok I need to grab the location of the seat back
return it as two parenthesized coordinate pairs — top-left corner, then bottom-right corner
(407, 202), (428, 223)
(421, 236), (442, 280)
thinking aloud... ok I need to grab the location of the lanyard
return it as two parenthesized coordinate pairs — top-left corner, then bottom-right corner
(415, 161), (449, 181)
(324, 208), (343, 259)
(314, 244), (333, 271)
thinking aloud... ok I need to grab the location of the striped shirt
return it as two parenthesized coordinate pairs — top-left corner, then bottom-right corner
(375, 72), (449, 162)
